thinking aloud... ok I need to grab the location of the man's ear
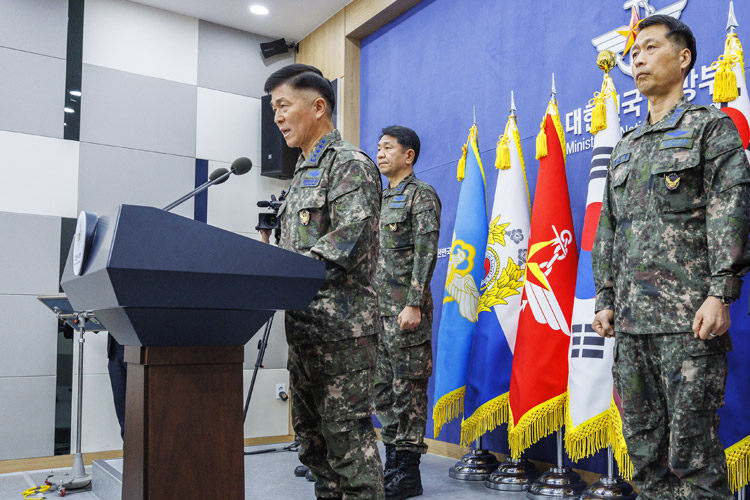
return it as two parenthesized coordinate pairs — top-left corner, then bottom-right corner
(313, 96), (327, 119)
(679, 48), (691, 73)
(405, 148), (416, 167)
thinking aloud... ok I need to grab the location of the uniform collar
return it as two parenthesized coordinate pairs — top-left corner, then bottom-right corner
(385, 171), (416, 195)
(631, 96), (690, 140)
(297, 129), (341, 170)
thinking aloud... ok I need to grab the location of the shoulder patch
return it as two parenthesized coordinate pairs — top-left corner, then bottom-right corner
(659, 137), (694, 150)
(302, 168), (323, 187)
(613, 153), (631, 167)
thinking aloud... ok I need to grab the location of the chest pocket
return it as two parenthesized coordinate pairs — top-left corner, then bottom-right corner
(651, 148), (705, 213)
(610, 160), (631, 216)
(292, 186), (329, 250)
(381, 209), (412, 249)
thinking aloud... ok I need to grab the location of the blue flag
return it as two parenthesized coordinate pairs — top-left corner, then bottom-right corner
(433, 125), (488, 437)
(461, 111), (530, 446)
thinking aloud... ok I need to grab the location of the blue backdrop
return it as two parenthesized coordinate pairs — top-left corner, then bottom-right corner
(360, 0), (750, 474)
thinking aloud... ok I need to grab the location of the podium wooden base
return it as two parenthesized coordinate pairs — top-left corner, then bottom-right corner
(122, 346), (245, 500)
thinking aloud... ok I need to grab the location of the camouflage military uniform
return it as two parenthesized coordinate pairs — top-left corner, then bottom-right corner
(279, 129), (384, 499)
(374, 173), (441, 454)
(593, 97), (750, 500)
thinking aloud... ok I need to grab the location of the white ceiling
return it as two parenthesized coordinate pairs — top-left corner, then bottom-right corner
(129, 0), (351, 41)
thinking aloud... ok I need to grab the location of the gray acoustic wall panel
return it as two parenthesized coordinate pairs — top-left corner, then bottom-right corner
(197, 21), (294, 99)
(0, 212), (62, 295)
(0, 375), (56, 459)
(80, 64), (197, 157)
(0, 47), (65, 138)
(0, 295), (58, 378)
(77, 142), (195, 219)
(0, 0), (68, 58)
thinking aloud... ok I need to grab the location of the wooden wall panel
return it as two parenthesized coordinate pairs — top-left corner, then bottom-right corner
(345, 0), (422, 39)
(296, 9), (346, 80)
(295, 1), (422, 146)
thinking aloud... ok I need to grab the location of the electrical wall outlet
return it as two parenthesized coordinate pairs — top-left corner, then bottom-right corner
(276, 384), (287, 400)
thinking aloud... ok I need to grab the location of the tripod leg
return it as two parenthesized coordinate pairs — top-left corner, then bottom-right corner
(243, 315), (275, 423)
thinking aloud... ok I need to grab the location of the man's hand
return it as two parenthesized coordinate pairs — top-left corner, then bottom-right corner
(398, 306), (422, 331)
(592, 309), (615, 338)
(259, 229), (272, 244)
(692, 296), (731, 340)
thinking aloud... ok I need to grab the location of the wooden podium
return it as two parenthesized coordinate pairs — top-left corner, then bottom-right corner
(60, 205), (325, 500)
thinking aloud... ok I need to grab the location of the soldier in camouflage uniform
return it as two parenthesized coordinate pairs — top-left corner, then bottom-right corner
(592, 16), (750, 500)
(264, 64), (384, 500)
(373, 126), (441, 500)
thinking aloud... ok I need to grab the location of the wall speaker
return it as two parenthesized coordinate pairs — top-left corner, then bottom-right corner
(261, 94), (298, 179)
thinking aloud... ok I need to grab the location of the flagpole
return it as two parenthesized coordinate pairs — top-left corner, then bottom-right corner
(525, 75), (586, 499)
(447, 436), (499, 481)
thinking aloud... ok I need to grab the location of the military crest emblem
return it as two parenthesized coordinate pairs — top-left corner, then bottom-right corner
(443, 240), (481, 322)
(299, 209), (310, 226)
(665, 173), (680, 190)
(591, 0), (688, 76)
(389, 222), (397, 232)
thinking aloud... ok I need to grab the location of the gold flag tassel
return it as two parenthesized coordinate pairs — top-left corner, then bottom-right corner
(457, 125), (478, 181)
(589, 74), (618, 135)
(495, 118), (512, 170)
(535, 112), (548, 160)
(712, 33), (742, 103)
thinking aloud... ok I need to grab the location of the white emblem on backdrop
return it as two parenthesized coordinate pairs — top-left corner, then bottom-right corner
(592, 0), (688, 77)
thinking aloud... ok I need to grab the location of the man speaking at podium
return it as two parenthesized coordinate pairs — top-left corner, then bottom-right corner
(264, 64), (385, 499)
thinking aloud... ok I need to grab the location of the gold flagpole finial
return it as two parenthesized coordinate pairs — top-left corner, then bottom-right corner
(597, 50), (616, 76)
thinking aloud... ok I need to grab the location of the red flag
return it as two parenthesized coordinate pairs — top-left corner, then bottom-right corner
(508, 100), (578, 457)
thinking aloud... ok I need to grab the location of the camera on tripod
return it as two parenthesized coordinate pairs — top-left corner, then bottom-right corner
(256, 190), (286, 231)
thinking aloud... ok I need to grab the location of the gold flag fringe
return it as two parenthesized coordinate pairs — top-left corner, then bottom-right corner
(507, 392), (567, 459)
(433, 386), (465, 439)
(712, 33), (743, 103)
(564, 397), (633, 480)
(726, 435), (750, 493)
(460, 392), (510, 447)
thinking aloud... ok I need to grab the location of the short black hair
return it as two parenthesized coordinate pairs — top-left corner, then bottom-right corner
(380, 125), (421, 165)
(638, 14), (697, 74)
(263, 64), (335, 117)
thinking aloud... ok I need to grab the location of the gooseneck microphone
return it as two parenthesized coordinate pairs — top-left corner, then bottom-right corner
(162, 157), (253, 212)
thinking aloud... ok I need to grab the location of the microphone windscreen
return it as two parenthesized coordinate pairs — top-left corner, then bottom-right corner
(257, 200), (271, 207)
(231, 157), (253, 175)
(209, 167), (230, 184)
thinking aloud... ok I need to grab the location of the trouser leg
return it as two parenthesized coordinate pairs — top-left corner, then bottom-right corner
(657, 333), (732, 500)
(106, 336), (127, 440)
(614, 333), (679, 500)
(614, 332), (733, 500)
(291, 337), (384, 500)
(374, 322), (397, 446)
(288, 344), (340, 498)
(375, 315), (432, 454)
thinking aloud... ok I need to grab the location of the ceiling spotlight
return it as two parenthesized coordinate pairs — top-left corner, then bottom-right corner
(249, 5), (269, 15)
(69, 90), (82, 97)
(64, 107), (75, 113)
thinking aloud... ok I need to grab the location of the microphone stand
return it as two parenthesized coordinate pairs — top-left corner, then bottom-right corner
(162, 170), (232, 212)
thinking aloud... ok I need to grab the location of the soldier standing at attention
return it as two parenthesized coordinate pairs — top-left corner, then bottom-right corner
(592, 15), (750, 499)
(264, 64), (384, 500)
(374, 126), (441, 500)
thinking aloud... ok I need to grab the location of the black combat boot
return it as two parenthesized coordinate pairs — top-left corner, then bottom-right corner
(384, 444), (398, 484)
(385, 450), (423, 499)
